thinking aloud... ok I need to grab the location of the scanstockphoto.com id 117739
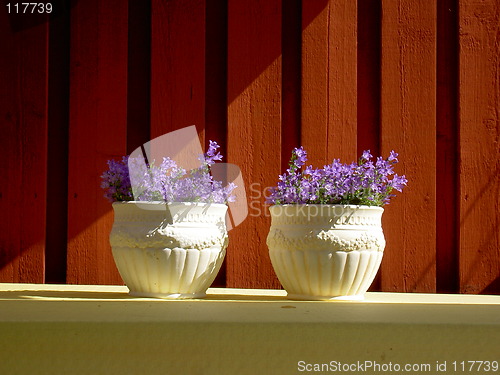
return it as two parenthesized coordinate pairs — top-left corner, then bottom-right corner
(297, 359), (500, 373)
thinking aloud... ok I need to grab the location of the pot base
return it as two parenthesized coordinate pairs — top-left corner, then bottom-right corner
(287, 293), (364, 301)
(129, 290), (207, 299)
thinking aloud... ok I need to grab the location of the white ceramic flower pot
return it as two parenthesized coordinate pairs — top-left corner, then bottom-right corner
(110, 202), (228, 299)
(267, 205), (385, 300)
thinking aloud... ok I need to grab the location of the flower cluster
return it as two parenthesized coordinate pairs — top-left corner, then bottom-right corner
(101, 141), (236, 204)
(101, 157), (133, 202)
(267, 147), (407, 206)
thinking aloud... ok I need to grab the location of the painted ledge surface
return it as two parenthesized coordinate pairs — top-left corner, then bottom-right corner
(1, 283), (500, 375)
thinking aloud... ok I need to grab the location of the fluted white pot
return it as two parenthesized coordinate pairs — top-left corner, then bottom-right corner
(267, 204), (385, 300)
(110, 202), (228, 299)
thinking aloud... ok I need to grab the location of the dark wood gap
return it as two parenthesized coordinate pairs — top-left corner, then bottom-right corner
(45, 7), (71, 283)
(357, 0), (382, 291)
(357, 0), (381, 158)
(205, 0), (228, 287)
(127, 0), (152, 155)
(436, 0), (459, 294)
(281, 0), (302, 172)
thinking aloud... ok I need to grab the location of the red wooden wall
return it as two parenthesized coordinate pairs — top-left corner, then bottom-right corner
(0, 0), (499, 293)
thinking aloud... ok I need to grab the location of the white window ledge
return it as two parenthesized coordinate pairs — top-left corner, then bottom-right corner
(1, 283), (499, 374)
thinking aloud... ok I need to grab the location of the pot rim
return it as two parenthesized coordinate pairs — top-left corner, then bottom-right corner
(111, 201), (228, 208)
(269, 203), (384, 211)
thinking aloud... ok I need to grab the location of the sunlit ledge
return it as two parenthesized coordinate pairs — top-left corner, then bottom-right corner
(0, 283), (499, 374)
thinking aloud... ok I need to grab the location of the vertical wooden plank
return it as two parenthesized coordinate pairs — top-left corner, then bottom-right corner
(0, 10), (48, 283)
(301, 0), (357, 166)
(150, 0), (206, 142)
(227, 0), (282, 288)
(66, 0), (128, 284)
(380, 0), (436, 292)
(17, 8), (48, 284)
(301, 0), (329, 166)
(436, 0), (459, 293)
(458, 0), (500, 294)
(281, 0), (302, 172)
(0, 7), (21, 282)
(45, 6), (71, 283)
(327, 0), (358, 162)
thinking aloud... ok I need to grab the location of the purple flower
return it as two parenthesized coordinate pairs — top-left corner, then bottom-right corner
(267, 148), (407, 206)
(390, 174), (408, 192)
(100, 157), (133, 202)
(388, 150), (399, 163)
(361, 150), (372, 162)
(101, 141), (236, 204)
(292, 146), (307, 169)
(203, 140), (223, 166)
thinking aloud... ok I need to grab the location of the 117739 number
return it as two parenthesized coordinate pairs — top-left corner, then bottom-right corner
(452, 361), (499, 372)
(6, 3), (52, 14)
